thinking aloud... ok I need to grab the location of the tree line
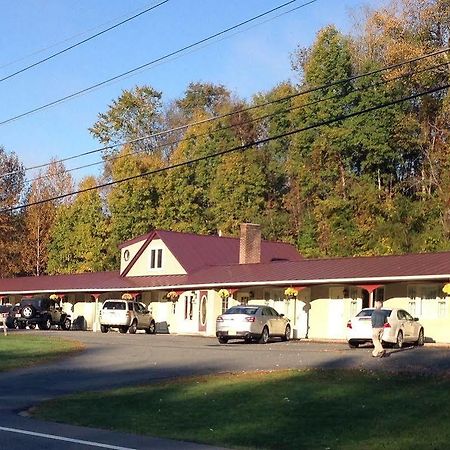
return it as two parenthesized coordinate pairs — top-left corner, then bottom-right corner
(1, 0), (449, 278)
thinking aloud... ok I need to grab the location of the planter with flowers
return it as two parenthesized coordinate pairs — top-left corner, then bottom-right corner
(218, 289), (230, 299)
(166, 291), (180, 302)
(284, 287), (298, 300)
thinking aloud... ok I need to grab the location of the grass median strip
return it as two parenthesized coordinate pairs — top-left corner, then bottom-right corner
(0, 334), (84, 372)
(33, 369), (450, 449)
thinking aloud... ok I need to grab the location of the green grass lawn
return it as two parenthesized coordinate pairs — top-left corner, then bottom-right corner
(0, 334), (84, 372)
(33, 369), (450, 450)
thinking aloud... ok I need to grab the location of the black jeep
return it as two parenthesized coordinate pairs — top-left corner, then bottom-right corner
(16, 297), (71, 330)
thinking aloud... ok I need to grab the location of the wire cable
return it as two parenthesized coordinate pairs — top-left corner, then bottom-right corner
(0, 0), (317, 127)
(3, 81), (448, 213)
(0, 1), (170, 84)
(12, 45), (449, 179)
(3, 45), (448, 182)
(23, 59), (450, 186)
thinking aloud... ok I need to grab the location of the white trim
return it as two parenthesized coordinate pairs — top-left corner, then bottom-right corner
(0, 426), (135, 450)
(2, 274), (449, 295)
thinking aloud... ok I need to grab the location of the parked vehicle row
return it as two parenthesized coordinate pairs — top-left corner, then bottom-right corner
(1, 297), (158, 335)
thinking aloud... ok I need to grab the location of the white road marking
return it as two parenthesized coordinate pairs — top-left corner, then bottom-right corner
(0, 426), (137, 449)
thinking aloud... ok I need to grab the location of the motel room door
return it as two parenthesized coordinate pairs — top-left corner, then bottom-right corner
(198, 291), (208, 332)
(328, 287), (345, 339)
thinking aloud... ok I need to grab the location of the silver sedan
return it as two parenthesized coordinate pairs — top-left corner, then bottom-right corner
(216, 305), (291, 344)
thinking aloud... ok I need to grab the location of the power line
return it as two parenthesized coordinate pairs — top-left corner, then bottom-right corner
(2, 44), (448, 183)
(0, 0), (317, 127)
(0, 1), (170, 84)
(4, 81), (449, 213)
(0, 3), (170, 71)
(23, 59), (450, 186)
(14, 45), (449, 179)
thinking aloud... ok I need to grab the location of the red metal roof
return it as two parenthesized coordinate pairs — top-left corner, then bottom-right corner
(121, 229), (302, 275)
(156, 230), (302, 272)
(1, 251), (449, 295)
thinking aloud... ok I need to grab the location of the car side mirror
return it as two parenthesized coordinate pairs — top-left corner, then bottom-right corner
(413, 317), (419, 321)
(280, 313), (284, 317)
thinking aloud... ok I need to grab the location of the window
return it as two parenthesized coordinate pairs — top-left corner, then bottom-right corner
(150, 249), (163, 269)
(184, 295), (194, 320)
(350, 300), (358, 317)
(221, 297), (228, 314)
(408, 284), (442, 318)
(438, 301), (446, 318)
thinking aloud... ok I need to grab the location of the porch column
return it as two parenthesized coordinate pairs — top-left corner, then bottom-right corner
(90, 293), (101, 332)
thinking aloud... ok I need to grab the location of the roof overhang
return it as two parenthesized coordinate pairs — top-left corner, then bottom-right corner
(2, 273), (449, 296)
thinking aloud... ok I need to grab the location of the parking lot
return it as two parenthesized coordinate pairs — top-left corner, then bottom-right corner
(1, 330), (449, 449)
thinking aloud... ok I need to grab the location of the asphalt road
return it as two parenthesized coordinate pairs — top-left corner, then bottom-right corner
(1, 330), (449, 449)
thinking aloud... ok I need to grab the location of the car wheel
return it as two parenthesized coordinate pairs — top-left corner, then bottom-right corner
(61, 318), (71, 331)
(100, 325), (109, 333)
(146, 321), (156, 334)
(18, 321), (27, 329)
(258, 326), (269, 344)
(28, 323), (36, 329)
(416, 328), (425, 346)
(348, 340), (359, 348)
(244, 336), (253, 344)
(119, 326), (128, 334)
(22, 305), (35, 319)
(128, 321), (137, 334)
(218, 336), (228, 344)
(12, 319), (19, 329)
(395, 330), (404, 349)
(39, 317), (52, 330)
(281, 325), (291, 342)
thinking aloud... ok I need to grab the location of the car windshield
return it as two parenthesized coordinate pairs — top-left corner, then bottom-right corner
(103, 301), (126, 310)
(19, 298), (43, 307)
(225, 307), (258, 315)
(356, 309), (391, 318)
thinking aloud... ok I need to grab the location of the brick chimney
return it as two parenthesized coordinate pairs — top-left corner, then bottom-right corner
(239, 223), (261, 264)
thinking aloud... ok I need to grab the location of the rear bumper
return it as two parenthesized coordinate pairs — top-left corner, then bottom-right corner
(216, 330), (260, 340)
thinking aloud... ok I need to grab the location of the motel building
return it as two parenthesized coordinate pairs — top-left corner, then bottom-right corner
(1, 223), (450, 343)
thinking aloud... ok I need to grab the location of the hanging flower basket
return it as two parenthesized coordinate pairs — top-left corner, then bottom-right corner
(122, 293), (133, 300)
(49, 294), (59, 300)
(443, 284), (450, 295)
(166, 291), (179, 302)
(218, 289), (230, 299)
(284, 287), (298, 300)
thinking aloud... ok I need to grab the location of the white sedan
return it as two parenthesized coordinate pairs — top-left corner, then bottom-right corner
(347, 308), (425, 349)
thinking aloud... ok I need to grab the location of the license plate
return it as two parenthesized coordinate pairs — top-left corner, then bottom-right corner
(15, 314), (21, 318)
(228, 328), (238, 335)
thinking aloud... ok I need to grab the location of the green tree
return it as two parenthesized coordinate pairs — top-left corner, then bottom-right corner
(106, 146), (163, 265)
(89, 85), (164, 157)
(47, 177), (109, 274)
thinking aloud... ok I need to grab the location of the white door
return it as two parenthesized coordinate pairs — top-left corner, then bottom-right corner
(328, 288), (345, 339)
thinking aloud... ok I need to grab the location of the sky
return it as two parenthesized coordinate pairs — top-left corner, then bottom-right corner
(0, 0), (382, 183)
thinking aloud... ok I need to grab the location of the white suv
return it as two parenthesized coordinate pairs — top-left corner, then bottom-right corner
(99, 300), (156, 334)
